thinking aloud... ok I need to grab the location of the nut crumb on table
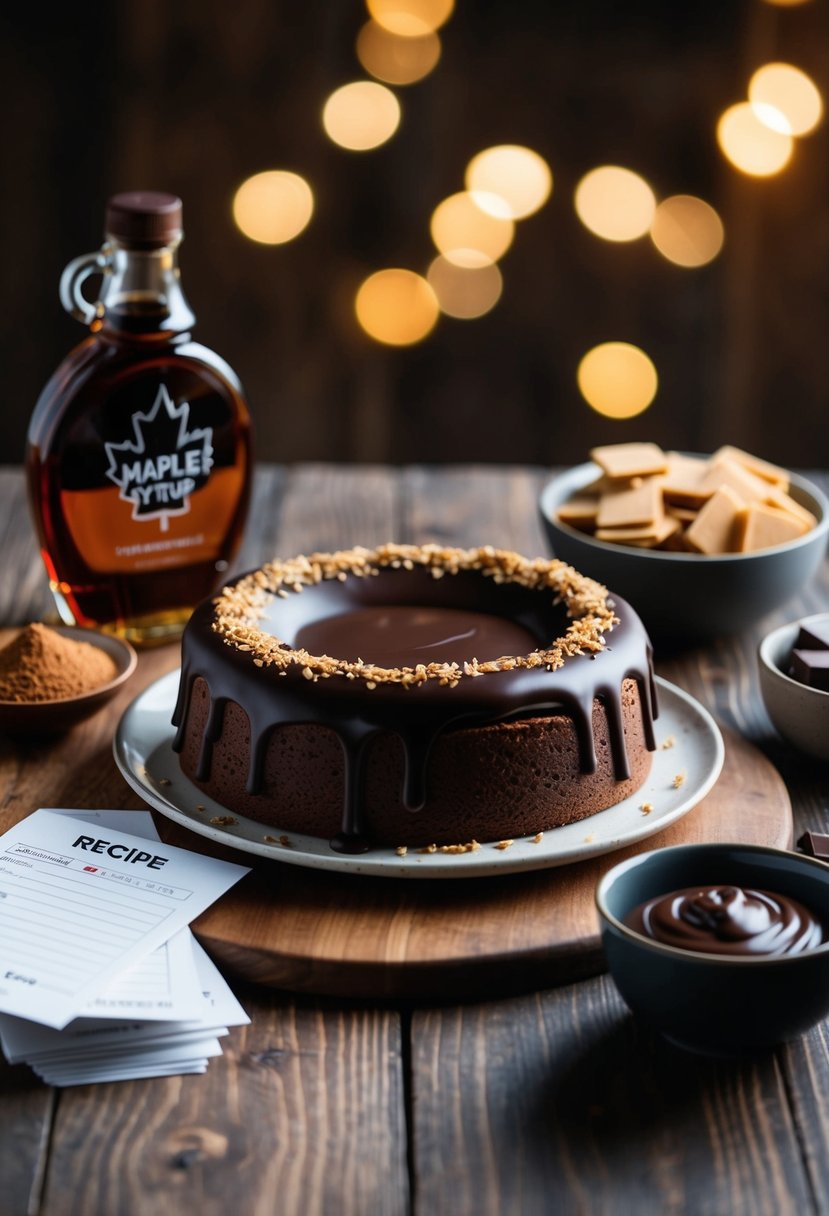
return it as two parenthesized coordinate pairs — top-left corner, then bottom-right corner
(672, 772), (686, 789)
(661, 736), (676, 749)
(209, 815), (237, 826)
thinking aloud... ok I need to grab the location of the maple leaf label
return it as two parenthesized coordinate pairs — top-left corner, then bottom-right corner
(104, 385), (214, 532)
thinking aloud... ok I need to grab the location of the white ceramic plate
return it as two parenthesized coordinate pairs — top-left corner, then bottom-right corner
(113, 672), (724, 880)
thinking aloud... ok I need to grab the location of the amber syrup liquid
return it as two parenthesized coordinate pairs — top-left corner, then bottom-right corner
(27, 305), (252, 645)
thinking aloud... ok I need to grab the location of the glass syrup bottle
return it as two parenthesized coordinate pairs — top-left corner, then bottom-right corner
(27, 191), (252, 645)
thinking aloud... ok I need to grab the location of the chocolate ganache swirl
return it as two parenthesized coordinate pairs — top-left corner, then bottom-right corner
(625, 885), (825, 956)
(172, 545), (657, 852)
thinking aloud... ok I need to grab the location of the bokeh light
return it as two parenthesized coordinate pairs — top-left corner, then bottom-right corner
(574, 167), (656, 242)
(367, 0), (454, 37)
(426, 257), (503, 319)
(430, 192), (515, 267)
(716, 102), (793, 175)
(649, 195), (724, 268)
(355, 269), (439, 345)
(577, 342), (658, 419)
(464, 145), (553, 221)
(232, 171), (314, 245)
(749, 63), (823, 137)
(323, 81), (401, 150)
(356, 21), (441, 85)
(761, 0), (813, 6)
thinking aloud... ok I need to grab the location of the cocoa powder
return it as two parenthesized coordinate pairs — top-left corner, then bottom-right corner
(0, 623), (118, 702)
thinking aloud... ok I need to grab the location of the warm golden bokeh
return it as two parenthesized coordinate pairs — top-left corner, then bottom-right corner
(464, 145), (553, 221)
(355, 268), (440, 345)
(232, 171), (314, 245)
(366, 0), (454, 37)
(749, 63), (823, 137)
(322, 81), (401, 150)
(761, 0), (813, 6)
(577, 342), (658, 419)
(716, 101), (793, 175)
(574, 166), (656, 242)
(356, 21), (441, 85)
(430, 191), (515, 267)
(426, 257), (503, 319)
(649, 195), (724, 268)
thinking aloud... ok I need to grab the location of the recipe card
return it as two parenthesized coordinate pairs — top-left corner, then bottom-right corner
(0, 808), (249, 1029)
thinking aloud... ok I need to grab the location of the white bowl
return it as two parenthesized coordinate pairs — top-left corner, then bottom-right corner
(758, 613), (829, 762)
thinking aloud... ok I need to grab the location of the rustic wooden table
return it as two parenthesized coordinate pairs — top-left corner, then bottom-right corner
(2, 463), (829, 1216)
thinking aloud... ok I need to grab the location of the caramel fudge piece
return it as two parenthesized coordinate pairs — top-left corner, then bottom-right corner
(684, 486), (744, 554)
(659, 453), (709, 508)
(712, 445), (789, 490)
(697, 457), (770, 504)
(736, 503), (810, 552)
(595, 516), (681, 547)
(763, 486), (817, 531)
(589, 442), (668, 481)
(596, 478), (663, 530)
(557, 496), (600, 531)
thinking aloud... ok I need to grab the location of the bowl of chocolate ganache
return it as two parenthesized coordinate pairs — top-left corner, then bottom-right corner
(596, 842), (829, 1055)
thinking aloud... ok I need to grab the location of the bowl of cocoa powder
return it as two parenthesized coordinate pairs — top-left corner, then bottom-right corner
(0, 622), (137, 735)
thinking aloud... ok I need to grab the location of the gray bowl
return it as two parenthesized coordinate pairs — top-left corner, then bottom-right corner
(538, 462), (829, 644)
(759, 613), (829, 762)
(596, 843), (829, 1055)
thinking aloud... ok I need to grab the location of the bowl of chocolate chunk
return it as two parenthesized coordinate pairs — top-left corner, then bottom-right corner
(0, 622), (137, 735)
(539, 443), (829, 643)
(596, 842), (829, 1055)
(758, 613), (829, 761)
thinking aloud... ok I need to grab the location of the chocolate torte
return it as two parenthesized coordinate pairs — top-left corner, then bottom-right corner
(172, 544), (658, 851)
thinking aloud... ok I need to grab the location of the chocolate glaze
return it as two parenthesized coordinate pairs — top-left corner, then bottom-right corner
(625, 885), (825, 956)
(172, 566), (657, 851)
(295, 605), (538, 668)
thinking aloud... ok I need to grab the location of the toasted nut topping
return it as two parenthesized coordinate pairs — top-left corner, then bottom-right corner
(210, 544), (617, 688)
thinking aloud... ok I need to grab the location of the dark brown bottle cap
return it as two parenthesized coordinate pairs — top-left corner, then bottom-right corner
(105, 191), (183, 247)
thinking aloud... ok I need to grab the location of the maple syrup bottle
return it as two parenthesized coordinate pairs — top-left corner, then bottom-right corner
(27, 192), (252, 645)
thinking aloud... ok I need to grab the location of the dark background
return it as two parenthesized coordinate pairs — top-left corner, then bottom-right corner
(2, 0), (828, 467)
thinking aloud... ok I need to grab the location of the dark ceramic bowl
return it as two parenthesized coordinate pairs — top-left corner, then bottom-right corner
(596, 842), (829, 1055)
(538, 462), (829, 644)
(0, 627), (137, 736)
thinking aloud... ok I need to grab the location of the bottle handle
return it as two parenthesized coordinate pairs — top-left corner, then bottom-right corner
(59, 247), (111, 325)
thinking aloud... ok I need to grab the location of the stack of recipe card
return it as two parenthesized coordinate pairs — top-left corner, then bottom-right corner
(0, 807), (250, 1086)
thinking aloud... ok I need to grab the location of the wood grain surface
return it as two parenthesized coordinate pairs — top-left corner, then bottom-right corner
(192, 725), (792, 999)
(1, 464), (828, 1216)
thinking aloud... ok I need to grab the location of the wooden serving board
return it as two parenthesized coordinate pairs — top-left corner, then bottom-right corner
(181, 725), (792, 1001)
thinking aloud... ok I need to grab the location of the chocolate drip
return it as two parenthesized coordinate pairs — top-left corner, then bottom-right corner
(172, 568), (657, 850)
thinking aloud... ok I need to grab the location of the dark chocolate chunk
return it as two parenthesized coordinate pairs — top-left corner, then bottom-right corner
(791, 648), (829, 691)
(797, 831), (829, 860)
(795, 620), (829, 651)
